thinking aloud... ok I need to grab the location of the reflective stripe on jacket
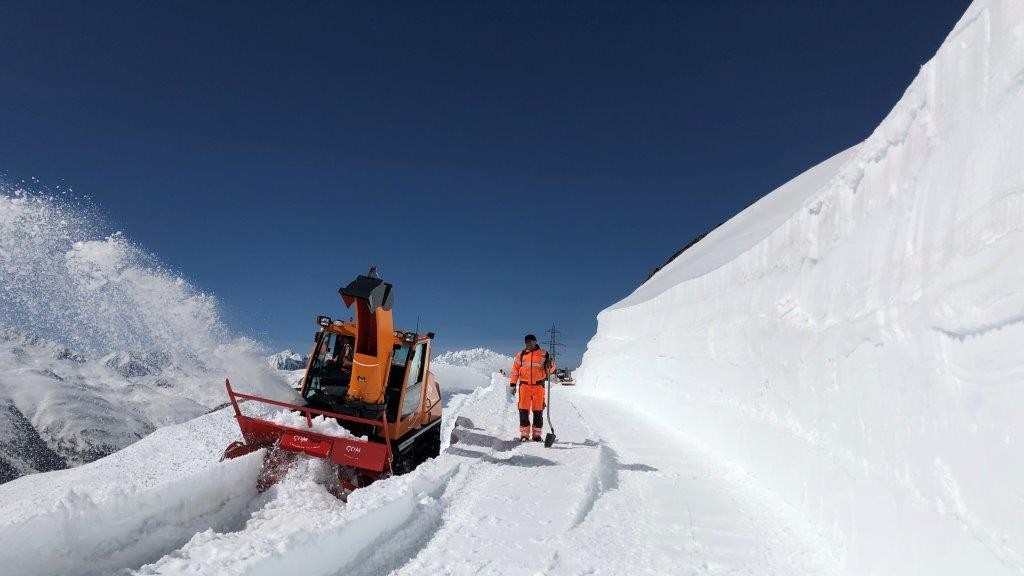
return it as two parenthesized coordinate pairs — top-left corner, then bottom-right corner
(510, 347), (555, 384)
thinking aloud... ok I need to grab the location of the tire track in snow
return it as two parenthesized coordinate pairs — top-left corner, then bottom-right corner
(366, 378), (524, 575)
(391, 379), (605, 576)
(391, 382), (532, 574)
(568, 443), (620, 529)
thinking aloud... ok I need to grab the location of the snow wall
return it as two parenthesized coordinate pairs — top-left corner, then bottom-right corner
(577, 2), (1024, 574)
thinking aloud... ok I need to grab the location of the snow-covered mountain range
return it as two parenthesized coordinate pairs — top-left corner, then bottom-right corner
(266, 349), (308, 371)
(0, 323), (295, 483)
(0, 325), (199, 481)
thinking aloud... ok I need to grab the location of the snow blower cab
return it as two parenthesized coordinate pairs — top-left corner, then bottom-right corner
(222, 270), (443, 496)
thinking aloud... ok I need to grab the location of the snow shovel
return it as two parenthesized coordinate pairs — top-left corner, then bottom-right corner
(544, 376), (556, 448)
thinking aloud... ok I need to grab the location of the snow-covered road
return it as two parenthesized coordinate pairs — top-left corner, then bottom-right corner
(396, 377), (839, 576)
(0, 371), (840, 575)
(559, 395), (838, 575)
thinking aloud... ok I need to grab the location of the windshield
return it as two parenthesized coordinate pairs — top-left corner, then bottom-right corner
(304, 331), (354, 399)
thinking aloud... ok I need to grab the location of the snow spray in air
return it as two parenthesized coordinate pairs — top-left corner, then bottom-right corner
(0, 182), (287, 405)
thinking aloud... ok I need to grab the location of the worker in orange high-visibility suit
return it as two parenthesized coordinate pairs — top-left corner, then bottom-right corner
(509, 334), (556, 441)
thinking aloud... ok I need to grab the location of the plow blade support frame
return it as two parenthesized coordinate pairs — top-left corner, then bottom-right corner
(225, 379), (393, 473)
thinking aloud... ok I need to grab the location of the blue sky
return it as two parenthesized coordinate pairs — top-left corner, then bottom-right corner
(0, 1), (969, 367)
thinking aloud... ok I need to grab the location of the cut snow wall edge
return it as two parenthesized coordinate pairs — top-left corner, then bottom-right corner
(610, 0), (1024, 315)
(580, 1), (1024, 574)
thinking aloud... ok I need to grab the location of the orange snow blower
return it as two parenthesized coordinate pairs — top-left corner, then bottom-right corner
(222, 270), (443, 496)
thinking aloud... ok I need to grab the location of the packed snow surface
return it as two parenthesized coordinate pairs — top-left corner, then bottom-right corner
(579, 1), (1024, 574)
(0, 368), (839, 575)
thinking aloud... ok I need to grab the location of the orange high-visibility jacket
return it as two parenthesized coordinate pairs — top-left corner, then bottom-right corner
(510, 347), (556, 385)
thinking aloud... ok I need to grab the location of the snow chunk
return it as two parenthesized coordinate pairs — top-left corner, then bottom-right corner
(265, 409), (366, 441)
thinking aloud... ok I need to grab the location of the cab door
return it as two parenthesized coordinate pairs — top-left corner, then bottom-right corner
(398, 342), (427, 427)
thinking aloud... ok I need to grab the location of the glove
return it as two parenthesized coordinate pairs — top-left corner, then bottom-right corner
(509, 384), (517, 395)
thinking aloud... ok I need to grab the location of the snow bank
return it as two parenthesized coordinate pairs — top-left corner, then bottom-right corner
(578, 1), (1024, 574)
(431, 347), (512, 397)
(0, 407), (268, 576)
(431, 350), (512, 450)
(127, 351), (507, 576)
(134, 456), (458, 576)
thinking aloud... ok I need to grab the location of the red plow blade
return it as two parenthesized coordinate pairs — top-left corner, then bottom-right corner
(222, 379), (393, 492)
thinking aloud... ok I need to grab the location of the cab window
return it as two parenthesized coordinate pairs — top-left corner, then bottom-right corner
(304, 331), (353, 398)
(401, 343), (426, 418)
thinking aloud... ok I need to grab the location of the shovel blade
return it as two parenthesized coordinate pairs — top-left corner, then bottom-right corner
(544, 432), (556, 448)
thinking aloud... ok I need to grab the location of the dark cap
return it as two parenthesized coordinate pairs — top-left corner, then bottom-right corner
(524, 334), (537, 343)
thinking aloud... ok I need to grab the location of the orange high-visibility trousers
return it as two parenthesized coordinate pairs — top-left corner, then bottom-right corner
(517, 381), (546, 411)
(517, 381), (546, 438)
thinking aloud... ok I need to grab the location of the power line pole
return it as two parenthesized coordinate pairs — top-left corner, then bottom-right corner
(546, 324), (562, 367)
